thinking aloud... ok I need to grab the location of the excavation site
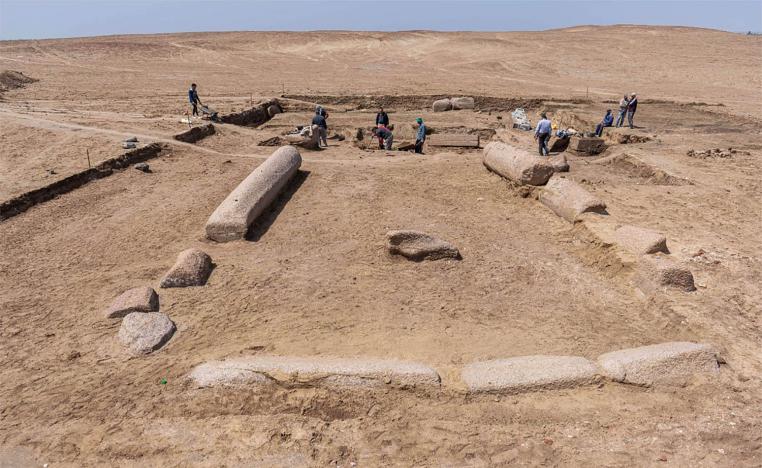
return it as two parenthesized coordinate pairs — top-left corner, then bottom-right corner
(0, 27), (761, 466)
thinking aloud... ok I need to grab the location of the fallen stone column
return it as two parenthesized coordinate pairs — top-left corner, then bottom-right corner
(483, 142), (554, 186)
(428, 134), (480, 147)
(614, 225), (668, 255)
(538, 175), (607, 222)
(579, 216), (668, 256)
(636, 254), (696, 292)
(450, 96), (475, 110)
(432, 98), (453, 112)
(462, 355), (599, 394)
(205, 146), (302, 242)
(597, 342), (719, 386)
(189, 355), (441, 389)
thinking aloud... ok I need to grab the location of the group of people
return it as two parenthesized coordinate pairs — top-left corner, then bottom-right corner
(616, 93), (638, 128)
(187, 83), (637, 159)
(370, 107), (427, 154)
(533, 92), (640, 156)
(594, 92), (638, 136)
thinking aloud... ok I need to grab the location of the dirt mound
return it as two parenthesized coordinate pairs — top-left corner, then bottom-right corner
(593, 153), (691, 185)
(551, 109), (594, 132)
(0, 70), (37, 96)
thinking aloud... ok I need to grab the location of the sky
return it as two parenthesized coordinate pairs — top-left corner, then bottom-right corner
(0, 0), (760, 41)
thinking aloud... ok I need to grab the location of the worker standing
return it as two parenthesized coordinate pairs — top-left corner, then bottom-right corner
(376, 107), (389, 127)
(312, 109), (328, 148)
(534, 112), (552, 156)
(627, 93), (638, 129)
(188, 83), (202, 116)
(615, 94), (629, 128)
(414, 117), (426, 154)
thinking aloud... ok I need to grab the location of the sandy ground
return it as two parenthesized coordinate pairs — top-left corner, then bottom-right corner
(1, 28), (762, 466)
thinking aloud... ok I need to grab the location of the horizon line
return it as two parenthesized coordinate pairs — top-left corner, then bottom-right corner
(1, 23), (758, 43)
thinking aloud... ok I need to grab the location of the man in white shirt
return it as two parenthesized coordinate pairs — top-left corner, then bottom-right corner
(534, 112), (552, 156)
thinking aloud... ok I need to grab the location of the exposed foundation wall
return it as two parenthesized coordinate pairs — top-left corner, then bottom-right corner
(174, 123), (216, 143)
(219, 99), (283, 127)
(0, 143), (165, 221)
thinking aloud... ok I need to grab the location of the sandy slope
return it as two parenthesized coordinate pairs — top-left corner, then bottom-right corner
(1, 27), (761, 466)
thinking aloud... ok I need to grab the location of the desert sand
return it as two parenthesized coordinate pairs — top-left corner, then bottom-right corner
(1, 27), (761, 466)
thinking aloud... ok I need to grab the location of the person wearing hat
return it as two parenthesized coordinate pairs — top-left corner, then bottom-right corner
(615, 94), (629, 128)
(534, 112), (552, 156)
(626, 93), (638, 129)
(414, 117), (426, 154)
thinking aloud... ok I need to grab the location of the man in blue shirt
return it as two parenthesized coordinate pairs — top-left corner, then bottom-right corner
(534, 112), (552, 156)
(188, 83), (202, 116)
(415, 117), (426, 154)
(312, 109), (328, 147)
(595, 109), (614, 137)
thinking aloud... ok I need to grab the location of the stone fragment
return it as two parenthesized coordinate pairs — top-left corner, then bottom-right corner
(614, 225), (668, 255)
(386, 230), (461, 261)
(548, 154), (569, 172)
(597, 342), (719, 386)
(118, 312), (175, 355)
(104, 286), (159, 319)
(432, 98), (452, 112)
(568, 136), (606, 155)
(284, 125), (320, 150)
(134, 162), (150, 173)
(428, 134), (480, 147)
(462, 356), (599, 394)
(160, 248), (213, 288)
(189, 355), (441, 388)
(538, 175), (607, 222)
(267, 104), (282, 117)
(206, 146), (302, 242)
(450, 96), (475, 110)
(636, 254), (696, 292)
(483, 141), (554, 186)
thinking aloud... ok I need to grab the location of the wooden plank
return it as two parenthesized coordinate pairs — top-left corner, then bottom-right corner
(427, 133), (480, 147)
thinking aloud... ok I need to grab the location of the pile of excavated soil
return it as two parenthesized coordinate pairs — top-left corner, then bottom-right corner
(0, 70), (37, 95)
